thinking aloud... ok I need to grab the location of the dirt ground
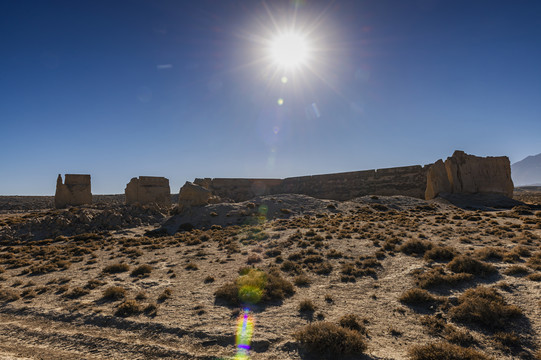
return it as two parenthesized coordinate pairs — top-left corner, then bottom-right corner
(0, 191), (539, 359)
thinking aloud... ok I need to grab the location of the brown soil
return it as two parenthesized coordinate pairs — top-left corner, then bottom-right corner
(0, 192), (539, 359)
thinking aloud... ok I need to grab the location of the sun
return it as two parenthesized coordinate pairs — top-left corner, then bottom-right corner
(269, 32), (309, 69)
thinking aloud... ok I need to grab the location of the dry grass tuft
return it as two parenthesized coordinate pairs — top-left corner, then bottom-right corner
(415, 267), (473, 289)
(447, 255), (497, 277)
(102, 286), (127, 301)
(299, 299), (316, 312)
(399, 288), (443, 306)
(294, 322), (367, 358)
(424, 246), (457, 262)
(115, 299), (142, 317)
(408, 341), (492, 360)
(130, 264), (152, 277)
(0, 287), (20, 302)
(400, 239), (432, 256)
(338, 314), (367, 335)
(103, 263), (130, 274)
(449, 286), (522, 329)
(215, 268), (294, 306)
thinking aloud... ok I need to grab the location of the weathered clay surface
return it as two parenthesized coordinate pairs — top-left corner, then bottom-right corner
(425, 159), (452, 199)
(177, 181), (220, 211)
(191, 165), (430, 203)
(125, 176), (171, 206)
(54, 174), (92, 208)
(426, 150), (513, 199)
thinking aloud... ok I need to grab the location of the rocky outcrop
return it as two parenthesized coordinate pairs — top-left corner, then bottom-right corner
(55, 174), (92, 209)
(177, 182), (220, 212)
(426, 151), (513, 199)
(125, 176), (171, 206)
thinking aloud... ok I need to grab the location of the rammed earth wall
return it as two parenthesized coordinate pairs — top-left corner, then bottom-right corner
(193, 164), (431, 202)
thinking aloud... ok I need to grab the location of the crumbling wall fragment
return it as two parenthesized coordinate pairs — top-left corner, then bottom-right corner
(425, 150), (513, 199)
(178, 181), (220, 212)
(55, 174), (92, 208)
(125, 176), (171, 206)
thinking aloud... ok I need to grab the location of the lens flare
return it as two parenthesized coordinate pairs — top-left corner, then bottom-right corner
(234, 309), (255, 360)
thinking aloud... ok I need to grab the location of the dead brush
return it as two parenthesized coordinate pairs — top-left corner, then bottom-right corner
(447, 255), (497, 277)
(399, 288), (444, 306)
(294, 322), (367, 358)
(130, 264), (152, 277)
(424, 246), (457, 262)
(400, 239), (432, 256)
(420, 316), (475, 346)
(408, 342), (492, 360)
(338, 314), (368, 335)
(503, 265), (531, 276)
(102, 286), (127, 301)
(0, 287), (20, 302)
(115, 299), (142, 317)
(215, 268), (294, 306)
(474, 247), (504, 261)
(103, 263), (130, 274)
(449, 286), (522, 329)
(414, 267), (473, 289)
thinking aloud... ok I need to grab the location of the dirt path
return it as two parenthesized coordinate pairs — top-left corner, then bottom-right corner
(0, 310), (221, 360)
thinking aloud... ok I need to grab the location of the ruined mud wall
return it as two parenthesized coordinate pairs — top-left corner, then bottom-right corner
(191, 165), (430, 202)
(279, 165), (430, 201)
(426, 151), (513, 199)
(55, 174), (92, 208)
(193, 178), (283, 202)
(125, 176), (171, 206)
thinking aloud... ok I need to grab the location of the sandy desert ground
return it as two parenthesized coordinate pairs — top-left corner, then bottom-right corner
(0, 190), (540, 360)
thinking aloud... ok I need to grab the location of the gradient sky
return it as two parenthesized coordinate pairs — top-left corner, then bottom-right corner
(1, 0), (540, 195)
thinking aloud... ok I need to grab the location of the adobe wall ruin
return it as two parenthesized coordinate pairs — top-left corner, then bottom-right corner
(188, 164), (430, 204)
(425, 150), (513, 199)
(180, 150), (513, 207)
(125, 176), (171, 206)
(55, 174), (92, 208)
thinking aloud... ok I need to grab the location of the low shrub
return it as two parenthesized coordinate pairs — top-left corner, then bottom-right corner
(399, 288), (442, 306)
(157, 288), (172, 302)
(424, 246), (457, 262)
(131, 264), (152, 277)
(415, 267), (473, 289)
(294, 275), (311, 287)
(492, 331), (521, 352)
(503, 265), (530, 276)
(63, 287), (89, 299)
(447, 255), (497, 277)
(400, 239), (432, 256)
(0, 288), (20, 302)
(294, 322), (367, 358)
(474, 247), (504, 261)
(408, 342), (491, 360)
(449, 286), (522, 329)
(299, 299), (316, 312)
(103, 263), (130, 273)
(115, 299), (142, 317)
(102, 286), (127, 301)
(526, 252), (541, 271)
(338, 314), (367, 335)
(215, 268), (294, 306)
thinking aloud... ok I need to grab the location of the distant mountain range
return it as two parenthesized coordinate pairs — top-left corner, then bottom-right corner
(512, 153), (541, 186)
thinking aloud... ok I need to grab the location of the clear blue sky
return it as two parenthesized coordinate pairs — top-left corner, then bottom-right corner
(1, 0), (540, 195)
